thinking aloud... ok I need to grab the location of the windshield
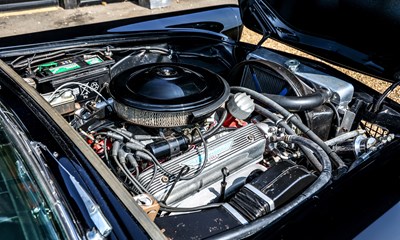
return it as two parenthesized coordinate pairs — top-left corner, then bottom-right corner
(0, 124), (62, 239)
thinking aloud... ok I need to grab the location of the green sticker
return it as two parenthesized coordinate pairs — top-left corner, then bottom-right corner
(85, 57), (103, 65)
(38, 62), (58, 71)
(49, 63), (80, 74)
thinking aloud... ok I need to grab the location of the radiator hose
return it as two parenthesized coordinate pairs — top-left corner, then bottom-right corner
(264, 90), (331, 112)
(231, 86), (347, 173)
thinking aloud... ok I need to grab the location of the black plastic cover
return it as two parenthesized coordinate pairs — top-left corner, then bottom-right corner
(155, 206), (242, 240)
(109, 63), (229, 113)
(305, 105), (334, 141)
(230, 160), (316, 221)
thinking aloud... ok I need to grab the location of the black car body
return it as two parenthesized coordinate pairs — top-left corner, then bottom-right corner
(0, 1), (399, 239)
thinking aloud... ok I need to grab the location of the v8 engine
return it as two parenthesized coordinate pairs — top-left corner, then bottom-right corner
(5, 40), (397, 239)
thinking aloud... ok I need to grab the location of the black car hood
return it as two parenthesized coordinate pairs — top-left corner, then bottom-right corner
(239, 0), (400, 82)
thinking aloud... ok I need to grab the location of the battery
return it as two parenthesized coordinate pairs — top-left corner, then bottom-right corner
(34, 54), (114, 103)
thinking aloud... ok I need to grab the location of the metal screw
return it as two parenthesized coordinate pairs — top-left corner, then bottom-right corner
(32, 207), (40, 214)
(90, 205), (96, 213)
(268, 127), (277, 133)
(285, 59), (300, 72)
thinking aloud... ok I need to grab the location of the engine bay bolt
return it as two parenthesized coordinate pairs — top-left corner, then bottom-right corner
(157, 67), (178, 77)
(135, 194), (153, 206)
(247, 134), (255, 142)
(105, 46), (113, 57)
(285, 59), (300, 72)
(161, 175), (169, 184)
(268, 126), (277, 133)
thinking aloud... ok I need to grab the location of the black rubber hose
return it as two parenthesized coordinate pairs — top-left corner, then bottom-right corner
(208, 135), (332, 240)
(286, 136), (332, 173)
(180, 127), (208, 180)
(192, 108), (228, 144)
(255, 104), (294, 133)
(228, 59), (307, 97)
(231, 86), (347, 174)
(372, 80), (400, 113)
(161, 166), (190, 203)
(264, 91), (331, 112)
(135, 149), (174, 177)
(111, 142), (147, 194)
(159, 202), (224, 213)
(205, 108), (228, 138)
(325, 102), (341, 128)
(254, 104), (323, 172)
(105, 127), (145, 147)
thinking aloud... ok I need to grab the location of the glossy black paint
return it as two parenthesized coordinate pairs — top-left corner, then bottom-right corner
(0, 5), (242, 48)
(239, 0), (400, 82)
(107, 6), (242, 36)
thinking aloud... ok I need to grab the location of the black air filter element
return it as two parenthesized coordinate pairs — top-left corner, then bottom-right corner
(109, 63), (229, 127)
(242, 65), (290, 95)
(240, 64), (307, 96)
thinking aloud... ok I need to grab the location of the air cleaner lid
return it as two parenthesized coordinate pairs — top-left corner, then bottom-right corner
(109, 63), (229, 113)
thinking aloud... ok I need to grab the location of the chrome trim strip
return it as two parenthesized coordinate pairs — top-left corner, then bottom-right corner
(245, 184), (275, 211)
(223, 203), (248, 225)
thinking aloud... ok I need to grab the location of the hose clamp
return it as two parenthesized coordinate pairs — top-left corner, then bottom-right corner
(275, 113), (296, 126)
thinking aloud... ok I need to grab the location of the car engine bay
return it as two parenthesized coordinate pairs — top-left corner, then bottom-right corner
(3, 37), (399, 238)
